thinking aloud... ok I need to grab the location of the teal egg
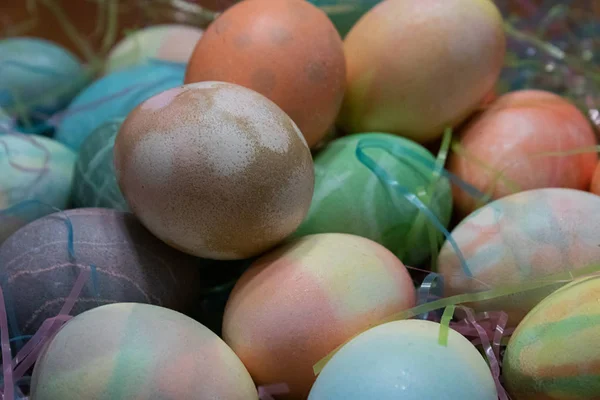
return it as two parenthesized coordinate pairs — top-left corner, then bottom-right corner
(309, 0), (382, 37)
(0, 37), (88, 122)
(55, 61), (185, 151)
(72, 118), (128, 210)
(309, 320), (497, 400)
(295, 133), (452, 266)
(0, 134), (76, 243)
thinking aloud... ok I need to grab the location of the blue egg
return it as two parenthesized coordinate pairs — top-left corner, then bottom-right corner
(309, 0), (382, 37)
(55, 61), (185, 151)
(0, 134), (76, 243)
(309, 320), (498, 400)
(72, 118), (128, 210)
(0, 37), (88, 122)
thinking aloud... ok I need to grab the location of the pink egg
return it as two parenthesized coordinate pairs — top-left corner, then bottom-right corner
(222, 233), (415, 399)
(590, 161), (600, 196)
(449, 90), (598, 217)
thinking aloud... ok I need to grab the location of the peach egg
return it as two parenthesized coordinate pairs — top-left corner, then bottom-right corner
(590, 161), (600, 196)
(449, 90), (598, 217)
(222, 233), (416, 399)
(184, 0), (346, 148)
(339, 0), (506, 143)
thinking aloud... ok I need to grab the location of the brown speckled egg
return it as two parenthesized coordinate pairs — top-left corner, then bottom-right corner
(184, 0), (346, 148)
(113, 81), (315, 260)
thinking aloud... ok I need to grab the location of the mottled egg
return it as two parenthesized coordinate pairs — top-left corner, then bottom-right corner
(223, 233), (416, 399)
(504, 275), (600, 400)
(309, 320), (497, 400)
(72, 119), (128, 211)
(0, 37), (88, 121)
(0, 134), (76, 243)
(449, 90), (598, 217)
(105, 24), (204, 74)
(294, 133), (452, 266)
(437, 188), (600, 327)
(114, 82), (314, 260)
(0, 208), (207, 337)
(55, 62), (184, 150)
(308, 0), (382, 37)
(185, 0), (346, 147)
(30, 303), (258, 400)
(339, 0), (505, 143)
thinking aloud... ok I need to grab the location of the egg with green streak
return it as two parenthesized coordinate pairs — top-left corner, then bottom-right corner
(294, 133), (452, 266)
(504, 275), (600, 400)
(30, 303), (258, 400)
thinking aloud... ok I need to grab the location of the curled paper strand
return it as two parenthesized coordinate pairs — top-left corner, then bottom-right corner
(438, 305), (456, 347)
(416, 273), (444, 320)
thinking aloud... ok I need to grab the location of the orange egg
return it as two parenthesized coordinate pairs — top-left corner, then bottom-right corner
(590, 161), (600, 196)
(449, 90), (598, 217)
(184, 0), (346, 148)
(339, 0), (505, 143)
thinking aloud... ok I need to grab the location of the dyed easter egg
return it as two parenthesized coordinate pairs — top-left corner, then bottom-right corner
(589, 161), (600, 196)
(449, 90), (598, 217)
(114, 82), (314, 260)
(0, 134), (76, 243)
(72, 119), (128, 211)
(308, 0), (382, 37)
(55, 61), (184, 150)
(30, 303), (258, 400)
(0, 37), (88, 121)
(437, 188), (600, 327)
(339, 0), (505, 143)
(309, 320), (497, 400)
(294, 133), (452, 266)
(105, 24), (204, 73)
(222, 233), (416, 399)
(0, 208), (207, 337)
(185, 0), (346, 147)
(504, 275), (600, 399)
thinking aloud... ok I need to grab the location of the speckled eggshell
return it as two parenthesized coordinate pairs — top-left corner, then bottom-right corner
(55, 62), (184, 150)
(184, 0), (346, 147)
(504, 275), (600, 400)
(30, 303), (258, 400)
(0, 208), (207, 337)
(222, 233), (416, 399)
(105, 24), (204, 74)
(72, 118), (128, 211)
(0, 134), (76, 243)
(437, 188), (600, 328)
(449, 90), (598, 217)
(339, 0), (505, 143)
(114, 81), (314, 260)
(308, 320), (498, 400)
(294, 132), (452, 266)
(0, 37), (88, 120)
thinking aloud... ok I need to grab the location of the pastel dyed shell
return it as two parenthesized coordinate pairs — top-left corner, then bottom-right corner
(504, 275), (600, 399)
(30, 303), (258, 400)
(309, 320), (497, 400)
(223, 233), (416, 399)
(114, 81), (314, 260)
(437, 188), (600, 327)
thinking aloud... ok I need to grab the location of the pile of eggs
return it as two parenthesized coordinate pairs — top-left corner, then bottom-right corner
(1, 0), (600, 399)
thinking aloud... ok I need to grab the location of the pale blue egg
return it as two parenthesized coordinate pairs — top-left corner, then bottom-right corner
(0, 37), (88, 122)
(309, 320), (498, 400)
(72, 118), (128, 210)
(55, 61), (185, 151)
(309, 0), (382, 37)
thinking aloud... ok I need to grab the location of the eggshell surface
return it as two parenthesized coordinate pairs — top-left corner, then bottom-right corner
(185, 0), (346, 147)
(339, 0), (505, 142)
(223, 233), (416, 399)
(114, 82), (314, 259)
(437, 188), (600, 327)
(589, 161), (600, 196)
(55, 62), (184, 150)
(294, 133), (452, 266)
(504, 275), (600, 400)
(309, 320), (497, 400)
(0, 208), (207, 336)
(30, 303), (258, 400)
(450, 90), (598, 217)
(105, 24), (204, 73)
